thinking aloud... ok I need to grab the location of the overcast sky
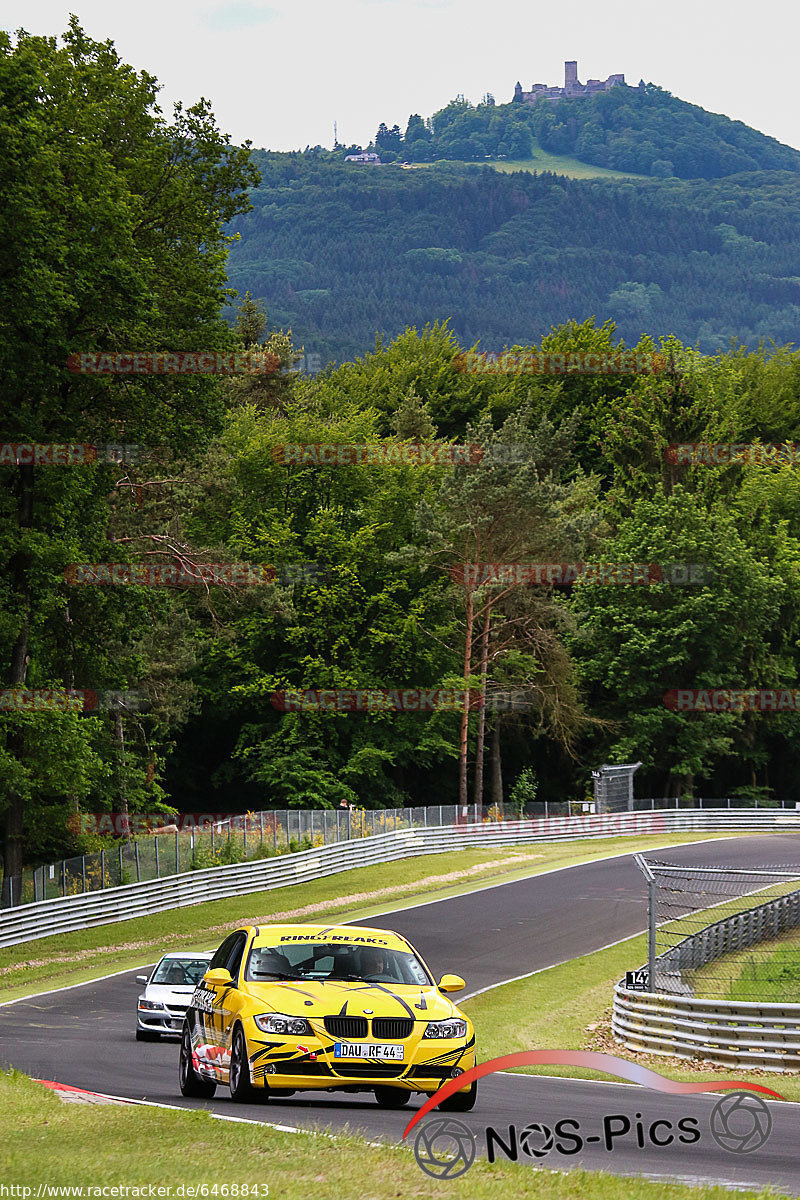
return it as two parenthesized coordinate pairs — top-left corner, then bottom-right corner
(4, 1), (800, 153)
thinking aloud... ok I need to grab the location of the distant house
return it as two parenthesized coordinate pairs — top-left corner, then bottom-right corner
(345, 151), (382, 164)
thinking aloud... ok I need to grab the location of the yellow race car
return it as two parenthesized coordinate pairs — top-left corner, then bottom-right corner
(179, 922), (477, 1110)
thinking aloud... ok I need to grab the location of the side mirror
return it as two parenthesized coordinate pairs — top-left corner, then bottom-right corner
(438, 973), (465, 993)
(136, 975), (149, 984)
(203, 968), (233, 987)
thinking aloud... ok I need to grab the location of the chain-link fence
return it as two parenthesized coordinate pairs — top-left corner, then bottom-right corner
(636, 854), (800, 1001)
(4, 800), (556, 910)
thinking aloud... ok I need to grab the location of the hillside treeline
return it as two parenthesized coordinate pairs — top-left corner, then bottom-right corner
(227, 153), (800, 362)
(361, 86), (800, 179)
(4, 20), (800, 882)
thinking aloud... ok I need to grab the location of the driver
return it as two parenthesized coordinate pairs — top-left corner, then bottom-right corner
(166, 962), (186, 985)
(361, 948), (388, 980)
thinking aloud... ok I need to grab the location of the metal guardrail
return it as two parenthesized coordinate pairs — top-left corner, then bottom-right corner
(613, 984), (800, 1071)
(614, 865), (800, 1070)
(654, 889), (800, 994)
(4, 808), (800, 950)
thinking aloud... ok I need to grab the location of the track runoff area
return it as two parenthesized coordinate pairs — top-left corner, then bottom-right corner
(2, 834), (800, 1192)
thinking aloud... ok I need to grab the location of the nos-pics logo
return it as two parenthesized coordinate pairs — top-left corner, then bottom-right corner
(404, 1052), (781, 1180)
(412, 1094), (772, 1180)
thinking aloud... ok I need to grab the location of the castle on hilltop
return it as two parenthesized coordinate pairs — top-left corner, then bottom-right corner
(513, 61), (640, 104)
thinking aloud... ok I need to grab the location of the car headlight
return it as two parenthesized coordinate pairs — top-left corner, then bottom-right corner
(253, 1012), (312, 1035)
(422, 1018), (468, 1039)
(138, 999), (166, 1011)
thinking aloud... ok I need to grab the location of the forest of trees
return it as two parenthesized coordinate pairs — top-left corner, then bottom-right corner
(6, 21), (800, 883)
(226, 151), (800, 364)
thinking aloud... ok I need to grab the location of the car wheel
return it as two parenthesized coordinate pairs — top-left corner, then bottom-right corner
(229, 1025), (259, 1103)
(373, 1086), (410, 1108)
(136, 1029), (161, 1042)
(179, 1023), (217, 1098)
(438, 1080), (477, 1112)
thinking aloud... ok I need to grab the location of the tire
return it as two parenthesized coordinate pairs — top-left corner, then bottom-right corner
(229, 1025), (260, 1103)
(179, 1023), (217, 1098)
(136, 1028), (161, 1042)
(374, 1086), (411, 1108)
(438, 1080), (477, 1112)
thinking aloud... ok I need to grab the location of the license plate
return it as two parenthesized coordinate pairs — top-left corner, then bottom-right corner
(334, 1042), (404, 1061)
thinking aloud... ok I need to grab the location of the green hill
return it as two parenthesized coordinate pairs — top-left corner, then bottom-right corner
(367, 85), (800, 180)
(226, 153), (800, 364)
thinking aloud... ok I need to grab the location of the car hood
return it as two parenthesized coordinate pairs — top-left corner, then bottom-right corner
(243, 979), (464, 1022)
(144, 984), (197, 1003)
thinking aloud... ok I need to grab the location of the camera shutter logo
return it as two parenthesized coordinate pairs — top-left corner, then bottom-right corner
(519, 1122), (555, 1158)
(413, 1117), (477, 1179)
(710, 1092), (772, 1154)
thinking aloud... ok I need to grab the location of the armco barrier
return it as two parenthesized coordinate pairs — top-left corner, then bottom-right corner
(612, 983), (800, 1071)
(654, 888), (800, 992)
(3, 808), (800, 949)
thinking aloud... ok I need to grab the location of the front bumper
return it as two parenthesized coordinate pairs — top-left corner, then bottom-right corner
(246, 1031), (476, 1093)
(137, 1008), (188, 1035)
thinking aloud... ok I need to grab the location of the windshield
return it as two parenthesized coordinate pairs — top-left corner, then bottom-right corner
(151, 957), (211, 986)
(244, 941), (432, 986)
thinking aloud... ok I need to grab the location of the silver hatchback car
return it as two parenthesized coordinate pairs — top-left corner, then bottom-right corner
(136, 951), (213, 1041)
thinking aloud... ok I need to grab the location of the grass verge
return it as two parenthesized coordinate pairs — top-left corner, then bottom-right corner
(0, 1069), (786, 1198)
(691, 924), (800, 1002)
(490, 153), (648, 180)
(0, 833), (744, 1003)
(463, 932), (800, 1101)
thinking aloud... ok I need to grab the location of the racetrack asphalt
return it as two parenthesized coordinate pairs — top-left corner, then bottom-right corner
(3, 834), (800, 1193)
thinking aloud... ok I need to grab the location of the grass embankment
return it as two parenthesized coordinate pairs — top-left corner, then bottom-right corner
(490, 153), (648, 180)
(691, 924), (800, 1002)
(0, 1070), (786, 1199)
(0, 833), (743, 1003)
(463, 931), (800, 1102)
(407, 152), (647, 180)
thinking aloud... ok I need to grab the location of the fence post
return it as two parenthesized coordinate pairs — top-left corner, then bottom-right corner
(243, 821), (247, 856)
(212, 826), (215, 856)
(545, 800), (549, 818)
(439, 804), (443, 826)
(175, 831), (179, 874)
(648, 877), (657, 992)
(135, 841), (140, 882)
(273, 816), (277, 853)
(82, 857), (87, 893)
(62, 859), (66, 897)
(155, 837), (160, 878)
(100, 849), (105, 889)
(260, 812), (264, 846)
(119, 844), (124, 885)
(33, 869), (39, 903)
